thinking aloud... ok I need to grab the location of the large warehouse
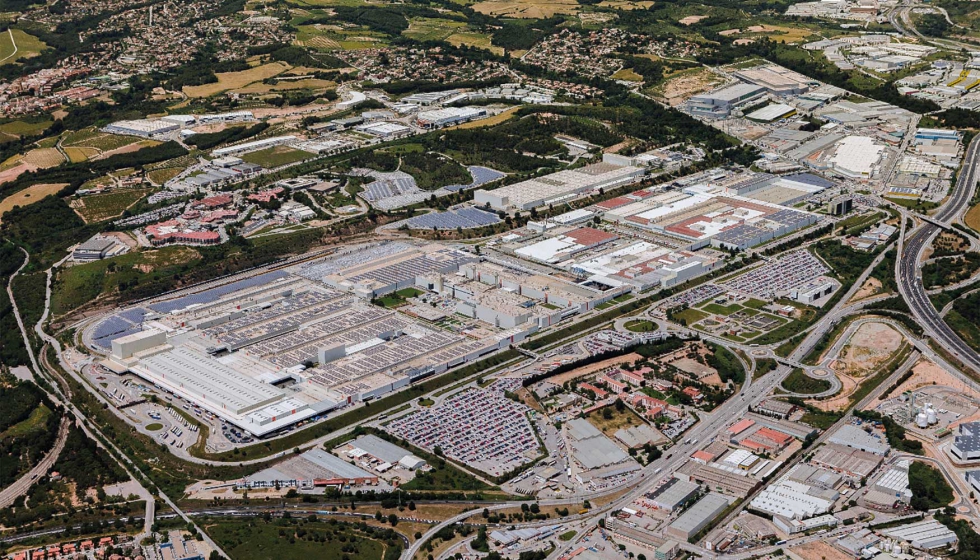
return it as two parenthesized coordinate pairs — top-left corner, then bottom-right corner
(474, 163), (646, 211)
(665, 493), (731, 540)
(105, 119), (179, 138)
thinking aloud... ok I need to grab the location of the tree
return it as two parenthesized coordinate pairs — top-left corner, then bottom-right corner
(388, 513), (399, 526)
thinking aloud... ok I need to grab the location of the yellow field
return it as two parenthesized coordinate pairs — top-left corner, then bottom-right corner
(598, 0), (655, 9)
(451, 106), (519, 130)
(147, 167), (185, 185)
(446, 31), (504, 55)
(966, 203), (980, 233)
(612, 67), (643, 81)
(472, 0), (578, 18)
(183, 62), (291, 98)
(64, 146), (98, 163)
(21, 148), (65, 167)
(743, 24), (814, 44)
(0, 183), (68, 222)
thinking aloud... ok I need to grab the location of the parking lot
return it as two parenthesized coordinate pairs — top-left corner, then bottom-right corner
(722, 249), (830, 300)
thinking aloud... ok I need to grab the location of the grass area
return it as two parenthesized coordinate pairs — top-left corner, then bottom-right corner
(451, 106), (518, 130)
(202, 517), (391, 560)
(0, 28), (48, 65)
(782, 368), (831, 395)
(0, 183), (68, 221)
(145, 423), (163, 431)
(586, 401), (646, 438)
(417, 398), (434, 407)
(612, 67), (643, 82)
(885, 196), (940, 213)
(800, 406), (843, 430)
(146, 167), (185, 185)
(402, 17), (467, 42)
(73, 188), (154, 223)
(241, 146), (311, 168)
(624, 319), (658, 332)
(471, 0), (579, 18)
(0, 119), (52, 136)
(945, 310), (980, 352)
(966, 203), (980, 233)
(50, 246), (203, 315)
(672, 307), (708, 326)
(445, 31), (503, 55)
(1, 405), (52, 438)
(184, 62), (290, 97)
(559, 530), (577, 541)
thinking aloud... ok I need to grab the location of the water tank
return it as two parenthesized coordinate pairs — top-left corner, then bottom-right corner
(916, 412), (929, 428)
(927, 407), (938, 425)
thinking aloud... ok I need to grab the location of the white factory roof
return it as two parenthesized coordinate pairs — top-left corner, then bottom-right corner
(875, 459), (911, 497)
(882, 520), (958, 550)
(696, 83), (765, 102)
(356, 122), (412, 135)
(830, 136), (885, 177)
(747, 103), (797, 122)
(515, 237), (579, 263)
(212, 135), (297, 156)
(828, 424), (890, 454)
(134, 346), (284, 415)
(107, 119), (178, 133)
(749, 479), (834, 520)
(475, 163), (644, 210)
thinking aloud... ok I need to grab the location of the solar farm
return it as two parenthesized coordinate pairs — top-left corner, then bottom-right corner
(442, 166), (506, 192)
(357, 166), (505, 210)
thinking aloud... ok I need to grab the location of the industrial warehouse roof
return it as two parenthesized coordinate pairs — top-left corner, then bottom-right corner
(350, 434), (413, 464)
(828, 424), (890, 455)
(747, 103), (797, 122)
(136, 347), (283, 415)
(567, 418), (631, 470)
(882, 520), (958, 550)
(668, 493), (730, 536)
(247, 448), (376, 483)
(647, 477), (700, 509)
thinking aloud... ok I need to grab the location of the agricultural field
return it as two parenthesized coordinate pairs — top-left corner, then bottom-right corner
(598, 0), (656, 9)
(0, 183), (68, 222)
(402, 18), (468, 42)
(0, 119), (52, 137)
(0, 28), (48, 65)
(471, 0), (580, 18)
(233, 78), (336, 94)
(241, 146), (311, 168)
(71, 188), (155, 223)
(146, 167), (186, 185)
(184, 62), (291, 97)
(446, 31), (503, 55)
(61, 128), (160, 162)
(295, 24), (388, 50)
(20, 147), (65, 168)
(612, 67), (643, 81)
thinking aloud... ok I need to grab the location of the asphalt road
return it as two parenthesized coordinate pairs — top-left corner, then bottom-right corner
(898, 133), (980, 376)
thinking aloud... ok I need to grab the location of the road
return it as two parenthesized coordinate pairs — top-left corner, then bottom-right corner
(898, 133), (980, 376)
(0, 417), (69, 509)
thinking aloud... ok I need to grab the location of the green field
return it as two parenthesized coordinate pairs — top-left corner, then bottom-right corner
(624, 319), (658, 332)
(74, 188), (154, 223)
(1, 405), (52, 438)
(203, 518), (391, 560)
(145, 423), (163, 431)
(782, 368), (831, 394)
(402, 18), (468, 42)
(0, 29), (48, 66)
(0, 119), (52, 136)
(671, 307), (708, 326)
(241, 146), (311, 168)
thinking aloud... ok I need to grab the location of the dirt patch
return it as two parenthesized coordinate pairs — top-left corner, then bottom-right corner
(184, 62), (291, 98)
(833, 321), (903, 377)
(879, 358), (966, 401)
(0, 160), (35, 185)
(849, 277), (884, 303)
(789, 540), (852, 560)
(678, 15), (707, 25)
(105, 231), (138, 249)
(545, 352), (644, 385)
(657, 69), (724, 106)
(966, 203), (980, 233)
(471, 0), (579, 18)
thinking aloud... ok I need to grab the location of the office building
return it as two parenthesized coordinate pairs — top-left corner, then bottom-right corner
(688, 84), (766, 119)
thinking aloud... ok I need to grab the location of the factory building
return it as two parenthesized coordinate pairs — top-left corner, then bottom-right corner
(773, 514), (837, 535)
(735, 66), (813, 96)
(792, 277), (836, 304)
(646, 477), (700, 511)
(474, 163), (646, 211)
(345, 435), (427, 471)
(881, 519), (958, 551)
(749, 479), (836, 519)
(211, 136), (297, 157)
(242, 448), (379, 489)
(828, 424), (890, 455)
(73, 236), (127, 262)
(952, 422), (980, 460)
(688, 83), (767, 119)
(415, 107), (487, 128)
(354, 122), (413, 139)
(664, 493), (731, 541)
(105, 119), (179, 138)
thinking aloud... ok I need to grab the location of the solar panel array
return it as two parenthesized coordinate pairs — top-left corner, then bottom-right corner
(296, 243), (412, 281)
(264, 308), (401, 367)
(347, 250), (477, 287)
(91, 308), (150, 349)
(204, 290), (349, 348)
(442, 166), (506, 192)
(309, 326), (461, 390)
(361, 172), (421, 202)
(405, 207), (501, 230)
(148, 270), (290, 313)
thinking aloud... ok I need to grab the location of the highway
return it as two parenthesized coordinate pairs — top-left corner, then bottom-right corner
(898, 133), (980, 376)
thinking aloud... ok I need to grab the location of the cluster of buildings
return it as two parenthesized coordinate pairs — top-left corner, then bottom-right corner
(0, 67), (97, 116)
(522, 28), (637, 78)
(785, 0), (880, 21)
